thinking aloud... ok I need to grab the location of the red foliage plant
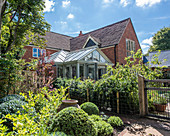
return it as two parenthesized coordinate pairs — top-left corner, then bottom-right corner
(36, 50), (55, 89)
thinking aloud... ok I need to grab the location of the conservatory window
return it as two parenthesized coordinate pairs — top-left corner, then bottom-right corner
(100, 55), (107, 63)
(93, 51), (100, 61)
(85, 53), (93, 61)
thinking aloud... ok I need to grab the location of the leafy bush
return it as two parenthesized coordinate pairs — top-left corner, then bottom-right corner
(49, 107), (97, 136)
(0, 99), (26, 117)
(89, 115), (103, 122)
(107, 116), (123, 127)
(80, 102), (99, 115)
(0, 94), (25, 104)
(2, 87), (67, 135)
(94, 121), (113, 136)
(48, 131), (71, 136)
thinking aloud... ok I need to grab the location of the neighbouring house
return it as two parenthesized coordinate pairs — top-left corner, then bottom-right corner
(22, 18), (141, 80)
(146, 50), (170, 79)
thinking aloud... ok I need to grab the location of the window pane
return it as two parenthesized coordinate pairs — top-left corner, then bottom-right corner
(133, 41), (135, 52)
(38, 49), (40, 57)
(93, 51), (99, 61)
(85, 53), (93, 61)
(88, 67), (94, 79)
(126, 40), (128, 50)
(100, 55), (107, 63)
(33, 48), (37, 57)
(33, 48), (37, 52)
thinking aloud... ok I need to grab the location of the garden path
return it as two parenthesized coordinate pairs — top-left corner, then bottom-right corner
(104, 111), (170, 136)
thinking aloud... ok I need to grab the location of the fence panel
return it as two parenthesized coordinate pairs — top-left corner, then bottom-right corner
(70, 88), (139, 114)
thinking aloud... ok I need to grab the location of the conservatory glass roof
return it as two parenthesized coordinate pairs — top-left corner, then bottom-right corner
(46, 46), (112, 64)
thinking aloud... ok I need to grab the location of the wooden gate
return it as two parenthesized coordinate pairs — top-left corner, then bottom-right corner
(138, 75), (170, 119)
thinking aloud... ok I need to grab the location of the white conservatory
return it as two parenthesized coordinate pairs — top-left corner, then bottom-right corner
(47, 46), (113, 80)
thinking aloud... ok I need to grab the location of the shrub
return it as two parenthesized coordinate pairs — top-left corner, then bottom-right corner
(0, 99), (26, 117)
(107, 116), (123, 127)
(94, 121), (113, 136)
(88, 115), (103, 122)
(49, 107), (97, 136)
(0, 94), (25, 104)
(4, 87), (67, 135)
(0, 99), (27, 131)
(48, 131), (71, 136)
(80, 102), (99, 115)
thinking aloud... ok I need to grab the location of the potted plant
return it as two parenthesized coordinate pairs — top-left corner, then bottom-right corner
(154, 97), (167, 112)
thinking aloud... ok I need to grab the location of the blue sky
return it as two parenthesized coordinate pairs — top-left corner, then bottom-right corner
(43, 0), (170, 54)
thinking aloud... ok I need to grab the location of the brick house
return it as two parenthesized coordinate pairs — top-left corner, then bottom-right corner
(23, 18), (141, 79)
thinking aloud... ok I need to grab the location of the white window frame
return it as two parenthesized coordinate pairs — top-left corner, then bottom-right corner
(126, 39), (135, 57)
(32, 48), (46, 58)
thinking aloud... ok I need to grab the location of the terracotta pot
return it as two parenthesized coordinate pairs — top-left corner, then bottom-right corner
(58, 99), (80, 112)
(154, 104), (166, 112)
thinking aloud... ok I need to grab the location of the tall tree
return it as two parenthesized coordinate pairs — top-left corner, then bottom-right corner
(148, 27), (170, 53)
(0, 0), (50, 96)
(0, 0), (50, 57)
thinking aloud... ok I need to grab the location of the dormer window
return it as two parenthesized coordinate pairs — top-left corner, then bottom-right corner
(83, 35), (99, 48)
(33, 48), (46, 57)
(126, 39), (135, 57)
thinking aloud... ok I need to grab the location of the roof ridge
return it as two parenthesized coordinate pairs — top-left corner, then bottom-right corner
(68, 46), (98, 53)
(70, 18), (130, 40)
(47, 31), (73, 38)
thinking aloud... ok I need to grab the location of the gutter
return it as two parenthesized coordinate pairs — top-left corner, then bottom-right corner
(114, 44), (117, 66)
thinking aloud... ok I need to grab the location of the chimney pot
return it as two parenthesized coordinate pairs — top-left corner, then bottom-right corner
(78, 31), (83, 37)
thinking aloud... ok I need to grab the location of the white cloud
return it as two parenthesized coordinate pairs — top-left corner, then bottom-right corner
(120, 0), (130, 7)
(153, 16), (170, 20)
(62, 0), (71, 8)
(67, 13), (74, 19)
(102, 0), (114, 7)
(140, 37), (153, 54)
(136, 0), (162, 8)
(44, 0), (55, 12)
(103, 0), (114, 3)
(60, 21), (67, 25)
(141, 37), (153, 45)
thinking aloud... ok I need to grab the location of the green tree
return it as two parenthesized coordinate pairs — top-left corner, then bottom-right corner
(0, 0), (50, 56)
(0, 0), (50, 97)
(148, 27), (170, 53)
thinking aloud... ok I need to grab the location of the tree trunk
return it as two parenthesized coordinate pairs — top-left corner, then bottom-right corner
(0, 0), (6, 56)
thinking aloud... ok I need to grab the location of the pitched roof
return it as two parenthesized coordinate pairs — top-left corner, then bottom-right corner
(147, 50), (170, 67)
(70, 18), (130, 51)
(42, 31), (72, 51)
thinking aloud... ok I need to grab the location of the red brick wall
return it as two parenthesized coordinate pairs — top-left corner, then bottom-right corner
(22, 46), (59, 62)
(101, 46), (115, 64)
(101, 21), (141, 65)
(118, 20), (141, 64)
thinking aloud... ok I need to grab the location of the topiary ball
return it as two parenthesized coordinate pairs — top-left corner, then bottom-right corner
(107, 116), (123, 127)
(88, 115), (103, 122)
(80, 102), (99, 115)
(94, 121), (113, 136)
(49, 107), (97, 136)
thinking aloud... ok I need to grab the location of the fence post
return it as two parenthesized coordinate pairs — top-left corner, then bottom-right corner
(87, 88), (89, 102)
(117, 91), (119, 114)
(138, 74), (147, 116)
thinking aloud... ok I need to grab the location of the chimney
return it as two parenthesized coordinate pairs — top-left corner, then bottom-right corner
(78, 31), (83, 37)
